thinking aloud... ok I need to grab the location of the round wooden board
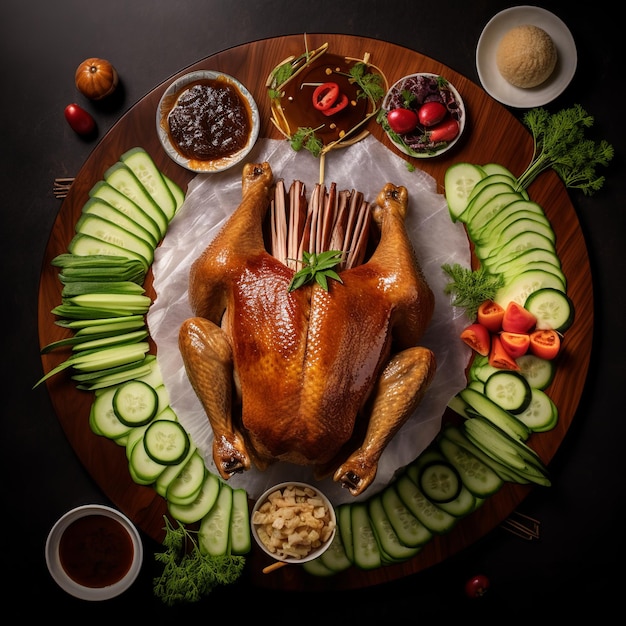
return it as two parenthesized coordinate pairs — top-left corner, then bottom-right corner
(38, 34), (592, 591)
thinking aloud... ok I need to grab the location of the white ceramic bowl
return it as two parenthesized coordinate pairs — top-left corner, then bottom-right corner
(45, 504), (143, 601)
(157, 69), (260, 173)
(476, 6), (577, 108)
(250, 481), (336, 564)
(380, 72), (466, 158)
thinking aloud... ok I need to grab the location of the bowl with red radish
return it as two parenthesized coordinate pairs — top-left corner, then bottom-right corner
(378, 72), (465, 158)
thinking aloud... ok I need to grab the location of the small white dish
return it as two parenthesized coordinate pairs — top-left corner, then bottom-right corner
(45, 504), (142, 601)
(157, 70), (260, 173)
(476, 6), (577, 108)
(250, 481), (336, 564)
(380, 72), (466, 158)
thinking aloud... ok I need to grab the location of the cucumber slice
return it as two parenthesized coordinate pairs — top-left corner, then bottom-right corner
(154, 443), (197, 497)
(466, 173), (520, 202)
(68, 233), (150, 271)
(381, 485), (432, 548)
(485, 241), (562, 276)
(336, 504), (354, 563)
(475, 217), (556, 259)
(90, 386), (134, 439)
(415, 460), (462, 505)
(302, 557), (336, 577)
(199, 483), (234, 557)
(75, 213), (155, 267)
(444, 162), (486, 221)
(120, 147), (177, 222)
(80, 196), (158, 249)
(494, 269), (566, 309)
(350, 502), (382, 570)
(143, 419), (190, 465)
(128, 432), (167, 483)
(483, 370), (533, 415)
(90, 180), (163, 244)
(168, 471), (221, 525)
(166, 451), (207, 504)
(395, 474), (457, 534)
(104, 161), (168, 237)
(501, 261), (567, 288)
(113, 379), (159, 426)
(475, 204), (549, 245)
(466, 192), (525, 241)
(163, 174), (186, 212)
(368, 496), (421, 562)
(319, 523), (353, 572)
(517, 354), (555, 390)
(459, 386), (531, 440)
(516, 387), (559, 432)
(524, 287), (575, 332)
(459, 182), (520, 224)
(230, 488), (252, 555)
(438, 431), (503, 497)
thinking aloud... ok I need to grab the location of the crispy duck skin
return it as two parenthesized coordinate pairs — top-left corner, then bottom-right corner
(179, 162), (436, 496)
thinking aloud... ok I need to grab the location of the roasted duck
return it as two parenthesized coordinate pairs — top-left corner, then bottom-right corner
(179, 161), (436, 496)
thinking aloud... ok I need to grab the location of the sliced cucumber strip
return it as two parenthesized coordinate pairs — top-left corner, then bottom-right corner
(166, 451), (207, 505)
(381, 485), (433, 548)
(319, 524), (352, 572)
(199, 483), (233, 557)
(337, 504), (354, 563)
(113, 379), (159, 427)
(368, 496), (420, 562)
(230, 488), (252, 555)
(351, 502), (382, 570)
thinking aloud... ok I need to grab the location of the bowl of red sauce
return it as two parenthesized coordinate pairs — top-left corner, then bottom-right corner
(45, 504), (142, 600)
(157, 69), (260, 173)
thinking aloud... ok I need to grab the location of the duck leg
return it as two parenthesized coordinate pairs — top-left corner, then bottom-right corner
(332, 345), (436, 496)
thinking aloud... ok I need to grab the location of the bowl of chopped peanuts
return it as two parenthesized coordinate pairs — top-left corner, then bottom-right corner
(250, 482), (337, 564)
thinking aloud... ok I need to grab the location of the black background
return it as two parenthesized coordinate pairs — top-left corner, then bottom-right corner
(3, 0), (623, 620)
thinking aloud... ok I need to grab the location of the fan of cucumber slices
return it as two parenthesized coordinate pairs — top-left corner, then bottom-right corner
(39, 147), (573, 581)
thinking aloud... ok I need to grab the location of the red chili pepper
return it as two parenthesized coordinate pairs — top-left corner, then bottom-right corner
(312, 82), (341, 111)
(321, 92), (349, 116)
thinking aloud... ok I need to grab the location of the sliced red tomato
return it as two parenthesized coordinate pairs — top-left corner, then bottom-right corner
(501, 301), (537, 333)
(529, 329), (561, 360)
(321, 92), (348, 116)
(460, 323), (491, 356)
(488, 335), (520, 370)
(312, 82), (340, 111)
(428, 118), (459, 143)
(500, 331), (530, 359)
(477, 300), (505, 333)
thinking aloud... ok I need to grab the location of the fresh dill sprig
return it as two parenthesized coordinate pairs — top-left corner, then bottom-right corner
(288, 250), (344, 292)
(442, 263), (504, 320)
(516, 104), (614, 195)
(347, 62), (385, 102)
(153, 516), (245, 606)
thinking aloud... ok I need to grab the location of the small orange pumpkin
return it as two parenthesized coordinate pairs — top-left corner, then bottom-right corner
(75, 58), (119, 100)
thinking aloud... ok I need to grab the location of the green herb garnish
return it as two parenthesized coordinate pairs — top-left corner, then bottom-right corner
(347, 61), (385, 102)
(516, 104), (614, 195)
(290, 126), (324, 157)
(153, 516), (245, 606)
(442, 263), (504, 320)
(288, 250), (344, 292)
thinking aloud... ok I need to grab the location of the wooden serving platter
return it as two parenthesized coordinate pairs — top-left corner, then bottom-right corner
(38, 34), (592, 591)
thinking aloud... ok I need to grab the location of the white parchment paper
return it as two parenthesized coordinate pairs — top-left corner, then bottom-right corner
(148, 135), (471, 504)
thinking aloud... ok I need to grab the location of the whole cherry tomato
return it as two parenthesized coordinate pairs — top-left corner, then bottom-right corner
(386, 108), (419, 134)
(501, 301), (537, 333)
(64, 103), (96, 136)
(418, 101), (447, 127)
(529, 329), (561, 360)
(465, 573), (490, 598)
(428, 117), (459, 143)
